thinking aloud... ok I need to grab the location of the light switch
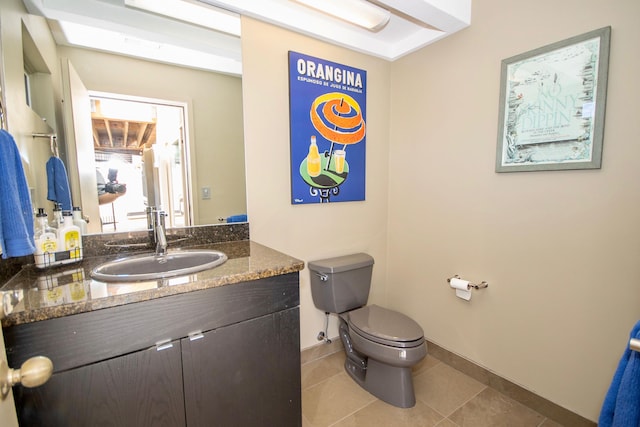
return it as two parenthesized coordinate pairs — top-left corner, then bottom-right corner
(201, 187), (211, 200)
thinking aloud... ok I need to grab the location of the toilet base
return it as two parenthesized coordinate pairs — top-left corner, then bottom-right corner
(337, 316), (421, 408)
(344, 356), (417, 408)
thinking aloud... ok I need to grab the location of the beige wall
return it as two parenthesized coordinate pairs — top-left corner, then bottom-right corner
(241, 17), (392, 351)
(387, 0), (640, 422)
(242, 0), (639, 422)
(4, 0), (637, 421)
(57, 47), (246, 225)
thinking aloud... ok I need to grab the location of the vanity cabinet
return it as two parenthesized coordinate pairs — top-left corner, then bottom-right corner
(4, 273), (301, 427)
(182, 308), (300, 426)
(14, 339), (186, 427)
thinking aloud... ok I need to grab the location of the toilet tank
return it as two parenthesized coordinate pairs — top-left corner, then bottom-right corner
(308, 253), (374, 314)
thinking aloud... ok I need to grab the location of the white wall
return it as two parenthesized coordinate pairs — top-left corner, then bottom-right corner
(387, 0), (640, 421)
(241, 17), (392, 352)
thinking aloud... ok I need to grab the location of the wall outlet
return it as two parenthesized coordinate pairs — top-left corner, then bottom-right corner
(201, 186), (211, 200)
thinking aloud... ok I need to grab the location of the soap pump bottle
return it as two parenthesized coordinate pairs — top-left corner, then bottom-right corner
(72, 206), (88, 235)
(51, 203), (63, 230)
(58, 210), (83, 261)
(306, 135), (321, 177)
(34, 208), (58, 268)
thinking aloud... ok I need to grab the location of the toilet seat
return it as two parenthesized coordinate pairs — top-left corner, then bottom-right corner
(348, 305), (424, 349)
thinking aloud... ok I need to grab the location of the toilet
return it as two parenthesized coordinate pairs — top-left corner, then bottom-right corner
(308, 253), (427, 408)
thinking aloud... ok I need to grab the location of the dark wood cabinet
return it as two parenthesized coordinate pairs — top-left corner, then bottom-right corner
(5, 273), (301, 427)
(183, 308), (300, 427)
(14, 339), (185, 427)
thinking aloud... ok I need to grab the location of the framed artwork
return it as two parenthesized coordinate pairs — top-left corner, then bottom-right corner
(495, 26), (611, 172)
(288, 51), (366, 204)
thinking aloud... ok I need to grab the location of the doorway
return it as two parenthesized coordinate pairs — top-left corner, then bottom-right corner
(89, 93), (191, 232)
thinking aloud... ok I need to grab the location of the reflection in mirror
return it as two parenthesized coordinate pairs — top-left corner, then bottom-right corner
(0, 3), (247, 237)
(0, 26), (6, 131)
(0, 69), (5, 131)
(56, 46), (247, 235)
(90, 94), (191, 233)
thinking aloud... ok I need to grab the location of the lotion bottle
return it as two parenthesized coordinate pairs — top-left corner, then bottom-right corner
(72, 206), (88, 235)
(51, 203), (63, 230)
(34, 208), (58, 268)
(58, 211), (83, 261)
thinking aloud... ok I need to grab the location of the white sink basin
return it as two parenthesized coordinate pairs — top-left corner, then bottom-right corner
(90, 250), (228, 282)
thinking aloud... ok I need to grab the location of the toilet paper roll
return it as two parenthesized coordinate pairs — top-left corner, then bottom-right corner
(450, 277), (472, 301)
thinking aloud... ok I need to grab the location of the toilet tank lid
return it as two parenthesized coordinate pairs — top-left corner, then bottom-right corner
(308, 253), (374, 274)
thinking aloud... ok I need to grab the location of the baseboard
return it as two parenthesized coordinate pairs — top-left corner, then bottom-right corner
(301, 338), (595, 426)
(301, 338), (343, 365)
(425, 340), (595, 426)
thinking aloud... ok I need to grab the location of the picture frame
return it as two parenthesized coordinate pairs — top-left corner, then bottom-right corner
(288, 51), (367, 204)
(495, 26), (611, 172)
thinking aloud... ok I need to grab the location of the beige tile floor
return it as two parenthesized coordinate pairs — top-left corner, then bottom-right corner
(301, 350), (565, 427)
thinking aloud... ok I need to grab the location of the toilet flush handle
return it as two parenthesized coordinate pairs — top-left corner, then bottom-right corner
(315, 272), (328, 282)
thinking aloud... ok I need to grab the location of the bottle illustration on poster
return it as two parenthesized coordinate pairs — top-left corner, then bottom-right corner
(289, 51), (366, 204)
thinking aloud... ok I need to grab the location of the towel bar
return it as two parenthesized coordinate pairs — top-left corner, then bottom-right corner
(630, 338), (640, 353)
(33, 133), (58, 157)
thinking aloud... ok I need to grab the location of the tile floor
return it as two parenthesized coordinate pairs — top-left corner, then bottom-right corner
(301, 349), (565, 427)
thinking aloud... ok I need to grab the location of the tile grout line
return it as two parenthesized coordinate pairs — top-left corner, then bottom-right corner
(301, 354), (348, 392)
(302, 369), (345, 392)
(414, 383), (489, 421)
(302, 345), (573, 427)
(536, 418), (551, 427)
(326, 399), (379, 427)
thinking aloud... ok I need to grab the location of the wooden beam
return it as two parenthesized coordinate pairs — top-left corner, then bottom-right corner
(136, 123), (148, 148)
(92, 126), (101, 148)
(104, 119), (114, 147)
(123, 121), (130, 147)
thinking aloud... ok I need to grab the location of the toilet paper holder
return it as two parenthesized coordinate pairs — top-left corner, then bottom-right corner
(447, 275), (489, 290)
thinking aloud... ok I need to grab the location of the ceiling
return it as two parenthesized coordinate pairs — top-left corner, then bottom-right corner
(91, 110), (157, 155)
(22, 0), (471, 75)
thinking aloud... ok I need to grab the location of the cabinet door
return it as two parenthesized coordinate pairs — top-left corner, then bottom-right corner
(182, 308), (301, 427)
(14, 340), (185, 427)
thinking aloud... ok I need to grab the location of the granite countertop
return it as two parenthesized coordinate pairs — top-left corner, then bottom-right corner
(1, 240), (304, 328)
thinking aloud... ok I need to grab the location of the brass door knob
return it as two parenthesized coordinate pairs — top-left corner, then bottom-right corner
(0, 356), (53, 400)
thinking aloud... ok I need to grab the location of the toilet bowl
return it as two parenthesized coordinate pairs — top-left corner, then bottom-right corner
(308, 253), (427, 408)
(341, 304), (427, 407)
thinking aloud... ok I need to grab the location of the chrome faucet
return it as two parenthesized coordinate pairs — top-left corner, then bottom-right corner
(146, 207), (167, 256)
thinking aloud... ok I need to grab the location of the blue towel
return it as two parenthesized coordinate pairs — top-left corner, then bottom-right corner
(0, 130), (36, 258)
(599, 320), (640, 427)
(226, 214), (247, 223)
(46, 156), (72, 211)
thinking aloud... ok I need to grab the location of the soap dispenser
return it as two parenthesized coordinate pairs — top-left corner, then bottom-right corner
(58, 210), (83, 261)
(51, 203), (63, 230)
(72, 206), (88, 235)
(34, 208), (58, 268)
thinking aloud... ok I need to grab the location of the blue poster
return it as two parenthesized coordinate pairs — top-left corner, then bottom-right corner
(288, 51), (366, 204)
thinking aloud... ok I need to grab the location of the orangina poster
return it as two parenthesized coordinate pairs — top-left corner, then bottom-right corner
(288, 51), (366, 204)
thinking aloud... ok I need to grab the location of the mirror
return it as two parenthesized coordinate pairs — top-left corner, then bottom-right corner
(59, 45), (247, 235)
(0, 33), (6, 131)
(36, 41), (246, 237)
(0, 3), (247, 236)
